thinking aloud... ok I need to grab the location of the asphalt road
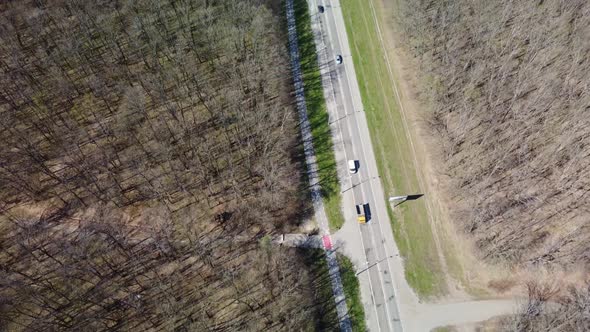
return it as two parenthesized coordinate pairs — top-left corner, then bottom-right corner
(306, 0), (404, 330)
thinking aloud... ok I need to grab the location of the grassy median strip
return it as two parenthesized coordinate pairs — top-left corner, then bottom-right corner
(293, 0), (345, 231)
(338, 254), (367, 332)
(340, 0), (445, 297)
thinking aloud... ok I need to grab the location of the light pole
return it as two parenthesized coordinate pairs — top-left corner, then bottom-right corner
(356, 255), (394, 275)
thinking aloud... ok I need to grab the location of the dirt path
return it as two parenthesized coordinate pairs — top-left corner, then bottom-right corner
(410, 300), (518, 331)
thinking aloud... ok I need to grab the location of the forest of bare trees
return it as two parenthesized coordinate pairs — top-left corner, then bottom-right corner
(0, 205), (329, 330)
(0, 0), (332, 330)
(395, 0), (590, 268)
(394, 0), (590, 327)
(503, 282), (590, 331)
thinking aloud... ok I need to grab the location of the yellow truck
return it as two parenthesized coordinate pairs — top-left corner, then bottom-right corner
(356, 204), (369, 224)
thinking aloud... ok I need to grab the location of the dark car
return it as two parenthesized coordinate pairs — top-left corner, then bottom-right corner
(356, 203), (371, 224)
(356, 204), (366, 224)
(318, 5), (325, 13)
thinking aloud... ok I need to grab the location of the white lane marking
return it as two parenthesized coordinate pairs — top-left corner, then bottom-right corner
(327, 0), (405, 329)
(309, 0), (383, 329)
(321, 1), (397, 330)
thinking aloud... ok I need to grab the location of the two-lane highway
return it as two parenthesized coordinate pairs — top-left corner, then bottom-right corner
(307, 0), (403, 330)
(304, 1), (522, 331)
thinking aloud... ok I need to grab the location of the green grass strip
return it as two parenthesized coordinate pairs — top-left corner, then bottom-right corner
(339, 0), (444, 297)
(338, 254), (367, 332)
(293, 0), (345, 231)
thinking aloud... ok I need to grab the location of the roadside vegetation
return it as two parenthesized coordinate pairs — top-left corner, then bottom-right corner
(293, 0), (345, 231)
(394, 0), (590, 291)
(340, 0), (444, 297)
(338, 254), (367, 332)
(302, 249), (341, 330)
(0, 0), (333, 329)
(503, 282), (590, 331)
(385, 0), (590, 325)
(432, 327), (457, 332)
(395, 0), (590, 270)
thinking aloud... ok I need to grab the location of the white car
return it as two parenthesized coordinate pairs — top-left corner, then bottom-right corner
(348, 160), (358, 174)
(336, 55), (343, 64)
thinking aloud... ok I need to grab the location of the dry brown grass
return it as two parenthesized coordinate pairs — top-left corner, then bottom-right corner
(392, 0), (590, 273)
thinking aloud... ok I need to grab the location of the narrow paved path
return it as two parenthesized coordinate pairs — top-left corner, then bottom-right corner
(272, 234), (323, 248)
(285, 0), (351, 330)
(412, 300), (518, 331)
